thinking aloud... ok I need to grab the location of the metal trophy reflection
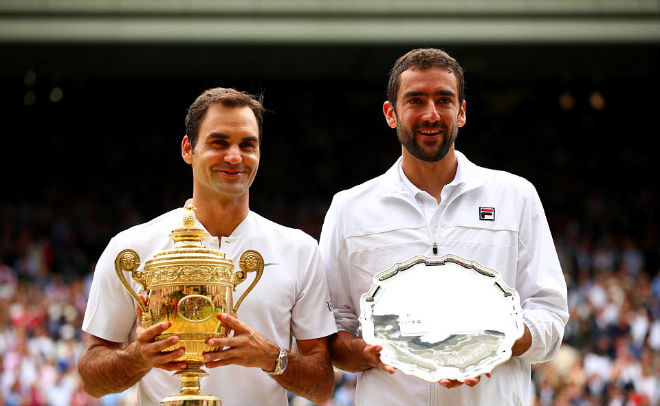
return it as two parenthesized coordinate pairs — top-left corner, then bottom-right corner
(359, 254), (523, 383)
(114, 206), (264, 406)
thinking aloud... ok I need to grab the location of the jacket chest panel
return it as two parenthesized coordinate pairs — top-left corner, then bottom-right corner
(436, 225), (519, 288)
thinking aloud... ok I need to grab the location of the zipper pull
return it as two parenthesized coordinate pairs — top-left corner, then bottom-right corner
(432, 242), (438, 255)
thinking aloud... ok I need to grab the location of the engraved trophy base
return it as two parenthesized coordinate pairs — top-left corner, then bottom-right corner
(161, 363), (222, 406)
(161, 392), (221, 406)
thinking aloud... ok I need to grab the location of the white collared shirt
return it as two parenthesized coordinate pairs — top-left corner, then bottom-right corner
(397, 155), (466, 227)
(320, 151), (568, 406)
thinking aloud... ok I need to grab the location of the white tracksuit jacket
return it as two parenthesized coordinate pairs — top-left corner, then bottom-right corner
(320, 151), (568, 406)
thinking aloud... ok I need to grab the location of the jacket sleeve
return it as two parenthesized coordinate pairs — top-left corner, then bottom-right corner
(516, 185), (569, 364)
(319, 196), (360, 334)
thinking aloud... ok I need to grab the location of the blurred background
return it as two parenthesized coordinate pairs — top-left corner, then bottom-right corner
(1, 1), (659, 405)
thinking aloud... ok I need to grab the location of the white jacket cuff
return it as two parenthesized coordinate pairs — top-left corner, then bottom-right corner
(518, 308), (565, 364)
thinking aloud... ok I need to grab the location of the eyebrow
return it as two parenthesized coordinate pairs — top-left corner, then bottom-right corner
(402, 90), (456, 99)
(207, 133), (259, 143)
(207, 133), (229, 140)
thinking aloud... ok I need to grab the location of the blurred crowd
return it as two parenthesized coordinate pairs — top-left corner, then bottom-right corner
(1, 36), (657, 406)
(1, 189), (659, 406)
(533, 235), (660, 406)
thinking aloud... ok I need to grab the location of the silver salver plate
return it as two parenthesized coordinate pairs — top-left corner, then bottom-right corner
(359, 254), (524, 382)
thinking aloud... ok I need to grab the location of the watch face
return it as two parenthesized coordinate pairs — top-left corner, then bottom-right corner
(279, 351), (288, 371)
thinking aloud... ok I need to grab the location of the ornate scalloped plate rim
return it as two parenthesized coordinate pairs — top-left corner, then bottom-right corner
(359, 254), (524, 383)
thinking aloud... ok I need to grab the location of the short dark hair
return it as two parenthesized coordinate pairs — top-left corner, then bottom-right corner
(387, 48), (465, 108)
(185, 87), (264, 149)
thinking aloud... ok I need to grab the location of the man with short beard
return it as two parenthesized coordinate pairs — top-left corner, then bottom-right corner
(319, 48), (568, 405)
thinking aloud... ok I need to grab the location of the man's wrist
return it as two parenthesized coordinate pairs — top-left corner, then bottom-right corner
(261, 342), (279, 371)
(121, 342), (152, 375)
(264, 347), (288, 376)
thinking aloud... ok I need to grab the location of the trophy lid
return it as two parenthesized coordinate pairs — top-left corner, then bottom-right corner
(142, 205), (235, 284)
(169, 205), (212, 249)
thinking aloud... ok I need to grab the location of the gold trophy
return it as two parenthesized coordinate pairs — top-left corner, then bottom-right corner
(114, 206), (264, 406)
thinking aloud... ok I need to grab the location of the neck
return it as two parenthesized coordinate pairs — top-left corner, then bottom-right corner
(190, 192), (249, 238)
(401, 148), (458, 203)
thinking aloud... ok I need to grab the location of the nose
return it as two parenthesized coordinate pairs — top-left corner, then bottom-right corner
(224, 145), (242, 165)
(420, 100), (441, 122)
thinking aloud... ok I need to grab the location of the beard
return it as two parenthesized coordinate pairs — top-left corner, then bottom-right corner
(396, 120), (459, 163)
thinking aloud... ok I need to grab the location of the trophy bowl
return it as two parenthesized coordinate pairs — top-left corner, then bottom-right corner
(114, 207), (264, 406)
(359, 254), (524, 383)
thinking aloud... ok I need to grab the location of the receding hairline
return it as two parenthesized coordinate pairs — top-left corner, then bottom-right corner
(185, 87), (265, 147)
(395, 66), (461, 101)
(196, 104), (261, 136)
(386, 48), (465, 107)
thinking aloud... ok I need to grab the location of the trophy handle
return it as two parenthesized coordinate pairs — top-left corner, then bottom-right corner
(232, 250), (264, 314)
(114, 249), (152, 326)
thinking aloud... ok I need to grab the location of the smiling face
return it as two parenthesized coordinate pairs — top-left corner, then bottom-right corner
(182, 103), (260, 203)
(384, 67), (466, 163)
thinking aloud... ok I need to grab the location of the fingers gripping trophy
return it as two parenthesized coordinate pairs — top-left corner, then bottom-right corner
(114, 206), (264, 406)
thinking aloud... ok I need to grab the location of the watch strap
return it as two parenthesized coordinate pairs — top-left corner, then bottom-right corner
(265, 347), (288, 376)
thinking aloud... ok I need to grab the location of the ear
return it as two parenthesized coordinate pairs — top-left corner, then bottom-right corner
(182, 135), (193, 164)
(383, 101), (397, 129)
(457, 100), (467, 127)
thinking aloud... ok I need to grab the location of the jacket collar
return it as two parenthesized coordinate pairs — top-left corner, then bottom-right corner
(378, 150), (489, 202)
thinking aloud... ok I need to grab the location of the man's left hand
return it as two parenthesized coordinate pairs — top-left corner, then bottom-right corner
(438, 373), (491, 389)
(203, 313), (279, 371)
(438, 323), (532, 389)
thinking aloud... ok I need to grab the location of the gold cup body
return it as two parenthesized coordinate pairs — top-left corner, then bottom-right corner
(115, 208), (263, 406)
(140, 254), (237, 362)
(152, 282), (233, 356)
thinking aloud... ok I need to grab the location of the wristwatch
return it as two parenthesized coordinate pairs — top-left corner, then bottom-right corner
(266, 347), (288, 376)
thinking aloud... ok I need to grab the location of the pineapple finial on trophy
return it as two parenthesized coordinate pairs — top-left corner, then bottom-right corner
(168, 205), (209, 249)
(182, 204), (197, 228)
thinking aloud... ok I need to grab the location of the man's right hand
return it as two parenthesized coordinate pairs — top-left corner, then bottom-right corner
(132, 302), (187, 371)
(363, 344), (395, 374)
(329, 331), (396, 373)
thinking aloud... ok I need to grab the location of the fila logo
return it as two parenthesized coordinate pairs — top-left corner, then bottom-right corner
(479, 207), (495, 221)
